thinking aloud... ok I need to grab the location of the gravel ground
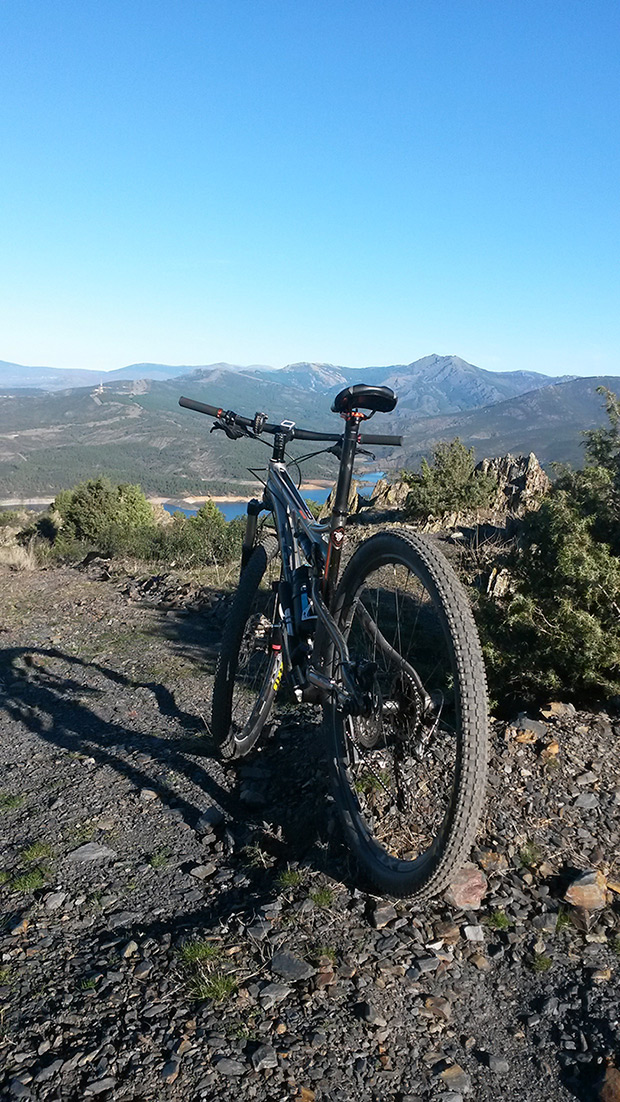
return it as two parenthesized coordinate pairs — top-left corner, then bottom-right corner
(1, 560), (619, 1102)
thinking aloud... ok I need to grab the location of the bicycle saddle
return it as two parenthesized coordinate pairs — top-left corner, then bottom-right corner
(331, 384), (397, 414)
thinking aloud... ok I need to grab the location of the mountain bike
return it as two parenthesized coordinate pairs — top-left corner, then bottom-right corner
(179, 385), (488, 898)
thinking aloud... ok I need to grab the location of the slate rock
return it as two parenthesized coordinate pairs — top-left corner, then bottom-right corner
(214, 1057), (246, 1076)
(516, 715), (548, 739)
(355, 1001), (387, 1027)
(34, 1059), (63, 1083)
(439, 1064), (471, 1093)
(251, 1044), (278, 1071)
(601, 1065), (620, 1102)
(161, 1061), (180, 1084)
(260, 983), (292, 1009)
(7, 1082), (32, 1100)
(463, 924), (484, 943)
(488, 1054), (510, 1074)
(425, 995), (452, 1021)
(67, 843), (116, 862)
(196, 806), (225, 832)
(372, 901), (398, 928)
(271, 950), (315, 982)
(190, 863), (217, 881)
(84, 1078), (117, 1096)
(44, 891), (67, 912)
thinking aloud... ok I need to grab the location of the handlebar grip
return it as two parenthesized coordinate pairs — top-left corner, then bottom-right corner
(179, 396), (223, 417)
(359, 433), (403, 447)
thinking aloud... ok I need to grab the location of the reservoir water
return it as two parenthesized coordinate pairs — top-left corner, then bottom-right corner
(163, 471), (385, 522)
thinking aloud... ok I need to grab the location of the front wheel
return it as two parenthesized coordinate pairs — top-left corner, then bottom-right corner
(211, 537), (284, 759)
(325, 529), (488, 899)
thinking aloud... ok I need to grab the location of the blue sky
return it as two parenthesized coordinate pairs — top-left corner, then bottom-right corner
(1, 0), (618, 376)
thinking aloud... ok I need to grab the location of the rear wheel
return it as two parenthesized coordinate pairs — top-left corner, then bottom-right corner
(211, 537), (284, 759)
(325, 529), (488, 898)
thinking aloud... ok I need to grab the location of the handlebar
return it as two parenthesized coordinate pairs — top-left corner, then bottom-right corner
(178, 395), (403, 447)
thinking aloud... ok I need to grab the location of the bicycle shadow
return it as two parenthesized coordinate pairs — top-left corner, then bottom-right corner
(0, 636), (364, 1097)
(0, 634), (349, 887)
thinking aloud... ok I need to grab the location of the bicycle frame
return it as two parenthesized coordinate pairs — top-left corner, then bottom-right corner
(241, 415), (372, 709)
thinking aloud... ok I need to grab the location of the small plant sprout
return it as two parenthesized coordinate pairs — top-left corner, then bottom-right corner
(148, 848), (169, 869)
(310, 887), (334, 908)
(311, 944), (337, 964)
(21, 841), (53, 862)
(277, 866), (304, 889)
(484, 909), (511, 930)
(0, 793), (25, 811)
(178, 939), (222, 965)
(190, 973), (237, 1002)
(11, 867), (49, 893)
(519, 841), (544, 869)
(530, 954), (553, 973)
(555, 907), (571, 933)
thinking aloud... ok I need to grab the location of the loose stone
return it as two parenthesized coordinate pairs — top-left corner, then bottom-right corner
(190, 863), (217, 880)
(251, 1044), (278, 1071)
(601, 1065), (620, 1102)
(372, 901), (398, 928)
(84, 1078), (117, 1095)
(271, 950), (315, 982)
(67, 842), (116, 862)
(44, 891), (67, 912)
(214, 1057), (246, 1076)
(463, 924), (484, 942)
(425, 996), (452, 1021)
(488, 1054), (510, 1074)
(564, 869), (607, 910)
(444, 863), (488, 910)
(196, 806), (225, 832)
(439, 1064), (472, 1093)
(160, 1060), (180, 1084)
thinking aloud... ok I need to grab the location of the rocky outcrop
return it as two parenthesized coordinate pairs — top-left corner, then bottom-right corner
(357, 453), (551, 530)
(476, 452), (551, 515)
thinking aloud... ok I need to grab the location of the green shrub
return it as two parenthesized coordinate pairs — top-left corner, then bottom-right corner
(476, 388), (620, 701)
(53, 478), (153, 548)
(30, 478), (243, 567)
(402, 439), (496, 520)
(0, 510), (24, 527)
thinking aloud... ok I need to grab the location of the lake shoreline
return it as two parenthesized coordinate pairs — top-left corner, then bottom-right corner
(0, 474), (384, 513)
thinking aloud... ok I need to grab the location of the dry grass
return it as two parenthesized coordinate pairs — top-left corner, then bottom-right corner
(0, 544), (39, 571)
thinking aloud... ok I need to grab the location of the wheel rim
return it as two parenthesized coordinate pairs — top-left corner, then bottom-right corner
(335, 556), (462, 869)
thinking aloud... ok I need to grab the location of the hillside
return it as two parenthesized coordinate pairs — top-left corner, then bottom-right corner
(0, 361), (617, 498)
(396, 375), (620, 469)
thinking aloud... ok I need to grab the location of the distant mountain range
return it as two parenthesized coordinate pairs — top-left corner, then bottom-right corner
(0, 353), (571, 410)
(0, 359), (270, 390)
(0, 354), (616, 498)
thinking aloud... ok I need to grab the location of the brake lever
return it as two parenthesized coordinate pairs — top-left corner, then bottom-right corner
(210, 419), (246, 440)
(327, 441), (375, 462)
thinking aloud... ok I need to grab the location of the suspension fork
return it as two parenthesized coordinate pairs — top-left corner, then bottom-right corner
(240, 497), (267, 573)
